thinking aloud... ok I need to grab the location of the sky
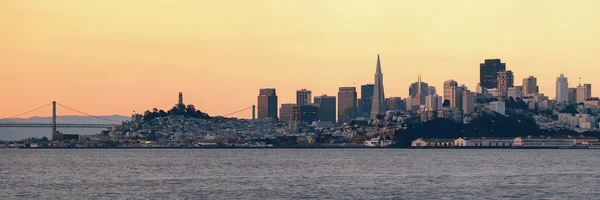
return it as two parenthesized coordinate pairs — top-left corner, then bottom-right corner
(1, 0), (599, 119)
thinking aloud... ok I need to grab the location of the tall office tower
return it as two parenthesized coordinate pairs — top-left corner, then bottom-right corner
(385, 97), (405, 111)
(480, 59), (506, 89)
(178, 92), (184, 106)
(476, 83), (483, 94)
(404, 97), (413, 111)
(409, 75), (429, 108)
(370, 55), (386, 118)
(522, 76), (538, 96)
(443, 80), (458, 102)
(279, 103), (296, 123)
(360, 84), (374, 118)
(450, 85), (466, 110)
(425, 94), (442, 111)
(577, 83), (592, 103)
(568, 88), (578, 104)
(314, 95), (336, 124)
(462, 90), (475, 115)
(296, 89), (312, 105)
(428, 86), (437, 96)
(497, 70), (514, 97)
(338, 87), (357, 124)
(508, 86), (522, 99)
(293, 104), (319, 124)
(556, 74), (569, 103)
(257, 88), (278, 119)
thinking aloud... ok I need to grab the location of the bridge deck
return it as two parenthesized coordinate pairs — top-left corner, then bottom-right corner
(0, 123), (116, 128)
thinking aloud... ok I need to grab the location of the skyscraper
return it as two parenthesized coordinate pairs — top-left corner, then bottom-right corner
(293, 104), (319, 124)
(556, 74), (568, 103)
(360, 84), (374, 118)
(577, 83), (592, 103)
(443, 80), (458, 103)
(522, 76), (538, 96)
(568, 88), (578, 104)
(480, 59), (506, 89)
(428, 86), (437, 96)
(425, 94), (442, 111)
(279, 103), (296, 122)
(450, 85), (466, 110)
(385, 97), (405, 111)
(462, 90), (475, 115)
(370, 55), (386, 118)
(314, 95), (336, 124)
(409, 75), (429, 108)
(497, 70), (514, 97)
(296, 89), (312, 105)
(508, 86), (522, 99)
(338, 87), (357, 124)
(257, 88), (278, 119)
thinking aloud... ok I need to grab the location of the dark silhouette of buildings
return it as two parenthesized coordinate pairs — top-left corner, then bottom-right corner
(293, 104), (319, 124)
(314, 95), (336, 124)
(360, 84), (374, 118)
(480, 59), (506, 89)
(385, 97), (405, 111)
(409, 75), (429, 108)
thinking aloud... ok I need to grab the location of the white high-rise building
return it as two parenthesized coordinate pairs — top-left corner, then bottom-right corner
(450, 85), (466, 110)
(425, 94), (442, 111)
(508, 86), (522, 99)
(404, 97), (412, 111)
(577, 83), (592, 103)
(296, 89), (312, 105)
(490, 101), (506, 115)
(556, 74), (569, 103)
(462, 90), (475, 115)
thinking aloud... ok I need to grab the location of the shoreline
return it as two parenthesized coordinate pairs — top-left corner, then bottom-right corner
(10, 146), (599, 149)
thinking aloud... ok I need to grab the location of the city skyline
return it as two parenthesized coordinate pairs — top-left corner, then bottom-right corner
(2, 1), (600, 119)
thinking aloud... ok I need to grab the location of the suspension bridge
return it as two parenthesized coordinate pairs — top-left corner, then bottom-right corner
(0, 101), (120, 132)
(0, 101), (256, 133)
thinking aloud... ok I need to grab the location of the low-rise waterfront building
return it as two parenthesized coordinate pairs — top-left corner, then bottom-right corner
(454, 137), (514, 147)
(412, 138), (455, 147)
(514, 137), (576, 147)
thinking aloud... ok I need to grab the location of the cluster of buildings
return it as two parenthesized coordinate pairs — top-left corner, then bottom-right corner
(257, 57), (599, 132)
(7, 55), (600, 148)
(412, 136), (600, 148)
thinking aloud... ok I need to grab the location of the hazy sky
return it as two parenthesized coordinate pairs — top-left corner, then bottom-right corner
(1, 0), (599, 119)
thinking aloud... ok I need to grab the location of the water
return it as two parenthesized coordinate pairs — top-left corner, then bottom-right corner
(1, 149), (599, 199)
(0, 128), (105, 141)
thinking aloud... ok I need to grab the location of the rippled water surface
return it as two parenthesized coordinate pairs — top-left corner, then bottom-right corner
(1, 149), (600, 199)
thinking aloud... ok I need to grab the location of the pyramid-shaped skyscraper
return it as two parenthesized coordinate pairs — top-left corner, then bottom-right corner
(370, 54), (386, 118)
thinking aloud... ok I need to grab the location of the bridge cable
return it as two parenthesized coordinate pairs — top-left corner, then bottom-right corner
(55, 103), (120, 123)
(0, 103), (53, 120)
(222, 106), (253, 117)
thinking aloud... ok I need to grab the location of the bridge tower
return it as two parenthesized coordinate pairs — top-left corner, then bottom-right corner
(52, 101), (57, 134)
(252, 105), (256, 120)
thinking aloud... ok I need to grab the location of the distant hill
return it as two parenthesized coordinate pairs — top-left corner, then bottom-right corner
(0, 115), (130, 124)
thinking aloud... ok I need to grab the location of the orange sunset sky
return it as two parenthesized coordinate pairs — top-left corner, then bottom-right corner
(1, 0), (599, 119)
